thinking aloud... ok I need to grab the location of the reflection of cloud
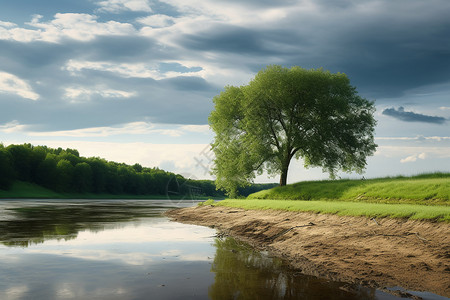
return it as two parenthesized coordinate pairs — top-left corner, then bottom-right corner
(18, 220), (215, 265)
(0, 285), (29, 300)
(382, 107), (447, 124)
(52, 221), (214, 244)
(28, 248), (156, 265)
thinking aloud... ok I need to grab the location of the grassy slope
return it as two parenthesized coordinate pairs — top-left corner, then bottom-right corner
(216, 173), (450, 222)
(215, 199), (450, 222)
(0, 181), (215, 200)
(248, 173), (449, 206)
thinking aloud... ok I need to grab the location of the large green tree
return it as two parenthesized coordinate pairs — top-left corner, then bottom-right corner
(209, 65), (377, 196)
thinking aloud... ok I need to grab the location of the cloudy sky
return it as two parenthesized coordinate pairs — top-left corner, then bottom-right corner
(0, 0), (449, 183)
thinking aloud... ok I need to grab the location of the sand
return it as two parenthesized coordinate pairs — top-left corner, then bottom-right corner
(166, 206), (450, 298)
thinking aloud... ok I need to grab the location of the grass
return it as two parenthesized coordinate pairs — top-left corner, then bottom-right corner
(0, 181), (217, 200)
(0, 181), (63, 199)
(248, 173), (450, 206)
(208, 173), (450, 222)
(214, 199), (450, 222)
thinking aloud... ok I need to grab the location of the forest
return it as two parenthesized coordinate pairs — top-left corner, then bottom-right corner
(0, 143), (275, 198)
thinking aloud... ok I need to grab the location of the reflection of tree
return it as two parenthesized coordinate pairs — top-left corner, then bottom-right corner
(0, 202), (163, 247)
(209, 237), (377, 300)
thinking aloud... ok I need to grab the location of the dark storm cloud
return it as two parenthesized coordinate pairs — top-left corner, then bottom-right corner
(160, 76), (218, 92)
(0, 40), (74, 75)
(0, 34), (217, 130)
(2, 0), (450, 134)
(181, 25), (286, 55)
(175, 1), (450, 99)
(80, 35), (159, 61)
(382, 107), (447, 124)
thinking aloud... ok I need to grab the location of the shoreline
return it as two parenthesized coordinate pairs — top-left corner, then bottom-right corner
(165, 205), (450, 298)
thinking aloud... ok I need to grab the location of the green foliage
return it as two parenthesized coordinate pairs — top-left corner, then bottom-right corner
(0, 148), (15, 189)
(248, 173), (450, 206)
(198, 199), (216, 206)
(0, 143), (278, 199)
(0, 181), (63, 199)
(209, 65), (377, 197)
(216, 199), (450, 222)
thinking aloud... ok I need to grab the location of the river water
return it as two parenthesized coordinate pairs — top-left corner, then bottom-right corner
(0, 199), (442, 300)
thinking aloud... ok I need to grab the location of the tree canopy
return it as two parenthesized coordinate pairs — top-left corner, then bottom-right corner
(209, 65), (377, 197)
(0, 143), (274, 198)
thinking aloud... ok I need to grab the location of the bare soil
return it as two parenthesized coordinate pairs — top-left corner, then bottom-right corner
(166, 206), (450, 297)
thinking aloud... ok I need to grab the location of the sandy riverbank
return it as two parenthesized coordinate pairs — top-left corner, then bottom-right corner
(166, 206), (450, 298)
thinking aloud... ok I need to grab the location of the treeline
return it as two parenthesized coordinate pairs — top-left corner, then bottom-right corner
(0, 143), (275, 197)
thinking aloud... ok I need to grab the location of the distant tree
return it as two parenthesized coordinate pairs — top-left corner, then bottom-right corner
(73, 162), (93, 193)
(209, 65), (377, 196)
(6, 144), (34, 182)
(0, 148), (15, 189)
(132, 163), (143, 173)
(36, 154), (59, 190)
(56, 159), (74, 192)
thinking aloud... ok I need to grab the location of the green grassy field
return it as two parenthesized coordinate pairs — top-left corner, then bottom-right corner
(209, 173), (450, 222)
(214, 199), (450, 222)
(248, 173), (449, 206)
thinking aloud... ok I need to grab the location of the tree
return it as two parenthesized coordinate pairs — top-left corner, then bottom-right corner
(73, 162), (93, 193)
(36, 154), (59, 190)
(56, 159), (74, 192)
(0, 148), (15, 189)
(209, 65), (377, 196)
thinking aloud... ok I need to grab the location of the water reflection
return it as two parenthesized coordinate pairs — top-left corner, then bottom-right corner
(0, 200), (409, 299)
(0, 200), (186, 247)
(209, 237), (381, 300)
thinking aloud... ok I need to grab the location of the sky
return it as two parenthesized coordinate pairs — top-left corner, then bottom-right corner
(0, 0), (449, 183)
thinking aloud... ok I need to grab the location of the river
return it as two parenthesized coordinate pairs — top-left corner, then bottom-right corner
(0, 199), (441, 299)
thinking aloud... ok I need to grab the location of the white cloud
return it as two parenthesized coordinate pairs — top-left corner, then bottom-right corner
(64, 86), (136, 102)
(10, 121), (192, 138)
(417, 152), (427, 160)
(376, 136), (450, 142)
(0, 71), (39, 100)
(29, 122), (157, 137)
(65, 60), (204, 79)
(96, 0), (152, 13)
(0, 21), (17, 28)
(180, 124), (210, 133)
(440, 106), (450, 110)
(136, 14), (175, 28)
(400, 152), (427, 163)
(376, 146), (450, 159)
(0, 13), (135, 43)
(0, 121), (28, 133)
(0, 121), (209, 139)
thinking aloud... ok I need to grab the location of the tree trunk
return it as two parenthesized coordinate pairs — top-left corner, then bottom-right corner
(279, 151), (292, 186)
(279, 165), (289, 186)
